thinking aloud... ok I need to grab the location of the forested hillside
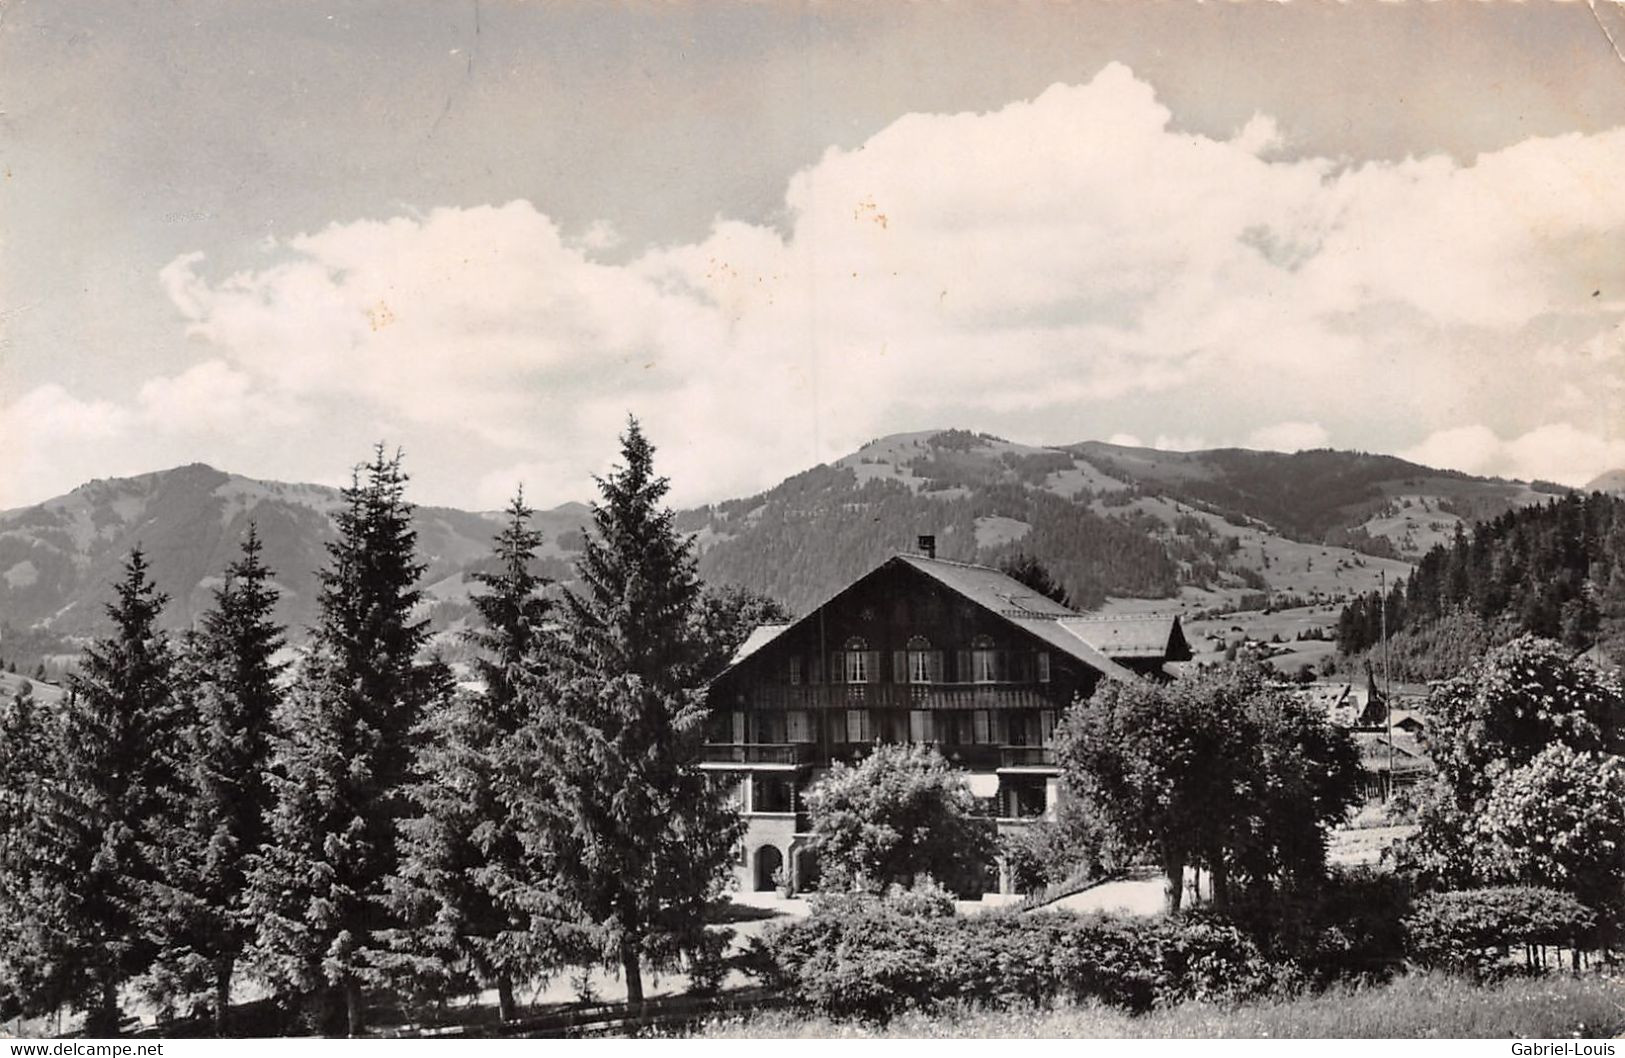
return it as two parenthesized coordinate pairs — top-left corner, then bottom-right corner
(685, 430), (1449, 614)
(1336, 492), (1625, 676)
(686, 463), (1192, 613)
(1069, 442), (1554, 555)
(0, 463), (585, 644)
(0, 430), (1554, 650)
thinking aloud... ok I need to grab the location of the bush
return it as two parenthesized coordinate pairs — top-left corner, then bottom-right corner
(750, 904), (1277, 1022)
(808, 876), (957, 920)
(1403, 886), (1597, 974)
(1223, 867), (1412, 984)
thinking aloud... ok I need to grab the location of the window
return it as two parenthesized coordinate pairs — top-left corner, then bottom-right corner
(905, 635), (941, 684)
(972, 636), (998, 684)
(731, 711), (746, 744)
(972, 709), (991, 744)
(909, 709), (933, 743)
(845, 709), (870, 743)
(838, 637), (879, 684)
(1037, 651), (1051, 683)
(752, 776), (794, 814)
(788, 655), (802, 685)
(755, 711), (786, 744)
(787, 709), (813, 743)
(1040, 710), (1056, 744)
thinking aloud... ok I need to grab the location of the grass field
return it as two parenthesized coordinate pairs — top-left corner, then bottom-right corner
(688, 972), (1625, 1039)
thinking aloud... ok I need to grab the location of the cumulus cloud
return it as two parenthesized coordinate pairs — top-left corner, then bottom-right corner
(8, 62), (1625, 508)
(1402, 424), (1625, 486)
(1246, 421), (1331, 453)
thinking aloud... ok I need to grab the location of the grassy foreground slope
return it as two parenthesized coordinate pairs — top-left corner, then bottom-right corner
(691, 973), (1625, 1039)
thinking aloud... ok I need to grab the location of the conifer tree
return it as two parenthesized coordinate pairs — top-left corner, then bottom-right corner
(146, 527), (284, 1034)
(249, 448), (432, 1036)
(56, 549), (181, 1034)
(510, 419), (743, 1005)
(389, 491), (555, 1019)
(0, 681), (72, 1023)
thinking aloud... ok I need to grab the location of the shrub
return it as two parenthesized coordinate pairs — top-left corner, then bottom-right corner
(808, 876), (958, 919)
(1225, 867), (1412, 984)
(804, 744), (997, 895)
(750, 905), (1276, 1022)
(1403, 886), (1597, 974)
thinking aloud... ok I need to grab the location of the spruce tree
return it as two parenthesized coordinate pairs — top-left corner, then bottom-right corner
(0, 681), (73, 1023)
(389, 492), (555, 1020)
(146, 527), (284, 1034)
(510, 419), (743, 1005)
(249, 448), (432, 1036)
(55, 549), (181, 1034)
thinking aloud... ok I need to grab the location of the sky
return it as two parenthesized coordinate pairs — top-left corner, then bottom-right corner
(5, 0), (1625, 511)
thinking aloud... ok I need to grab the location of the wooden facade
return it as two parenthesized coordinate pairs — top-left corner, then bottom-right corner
(704, 553), (1187, 897)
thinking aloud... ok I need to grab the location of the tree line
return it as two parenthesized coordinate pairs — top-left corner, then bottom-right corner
(0, 421), (761, 1036)
(1336, 492), (1625, 672)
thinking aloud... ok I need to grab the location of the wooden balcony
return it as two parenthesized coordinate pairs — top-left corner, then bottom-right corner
(724, 683), (1065, 713)
(998, 745), (1057, 768)
(700, 740), (1056, 770)
(701, 742), (815, 766)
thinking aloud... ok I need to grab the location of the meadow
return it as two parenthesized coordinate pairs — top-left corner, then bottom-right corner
(689, 971), (1625, 1039)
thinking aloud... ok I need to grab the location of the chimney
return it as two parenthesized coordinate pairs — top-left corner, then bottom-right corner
(917, 534), (937, 560)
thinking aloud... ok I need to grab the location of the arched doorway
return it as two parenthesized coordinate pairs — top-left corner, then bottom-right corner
(794, 846), (820, 893)
(753, 844), (783, 892)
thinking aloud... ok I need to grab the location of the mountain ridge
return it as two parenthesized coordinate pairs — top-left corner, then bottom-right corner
(0, 433), (1569, 652)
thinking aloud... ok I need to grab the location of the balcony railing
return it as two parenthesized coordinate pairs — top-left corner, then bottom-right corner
(701, 740), (1056, 770)
(998, 745), (1057, 767)
(724, 684), (1064, 713)
(701, 742), (814, 765)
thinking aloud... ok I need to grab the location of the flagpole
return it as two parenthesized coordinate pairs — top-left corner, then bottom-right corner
(1381, 569), (1394, 801)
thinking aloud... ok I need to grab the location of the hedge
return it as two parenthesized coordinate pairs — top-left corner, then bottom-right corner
(748, 903), (1285, 1022)
(1403, 886), (1597, 973)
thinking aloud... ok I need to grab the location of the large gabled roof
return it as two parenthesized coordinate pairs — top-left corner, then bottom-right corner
(716, 552), (1142, 683)
(893, 553), (1077, 619)
(728, 622), (793, 667)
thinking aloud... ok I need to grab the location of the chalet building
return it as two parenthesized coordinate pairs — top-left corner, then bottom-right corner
(703, 547), (1192, 896)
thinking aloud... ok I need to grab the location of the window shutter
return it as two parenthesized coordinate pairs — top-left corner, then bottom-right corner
(1037, 651), (1051, 683)
(831, 651), (844, 684)
(1040, 710), (1056, 744)
(973, 710), (991, 744)
(956, 650), (972, 683)
(930, 650), (945, 683)
(893, 650), (908, 684)
(866, 650), (882, 684)
(910, 710), (931, 743)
